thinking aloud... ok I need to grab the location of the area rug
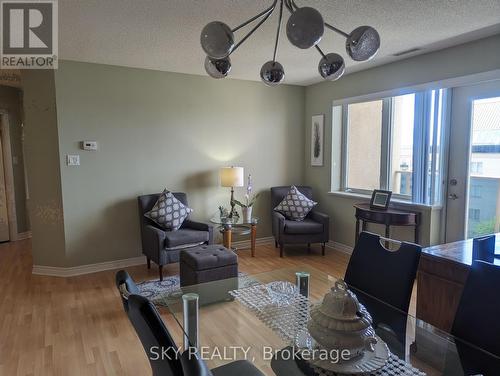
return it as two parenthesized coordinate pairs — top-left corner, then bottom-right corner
(137, 272), (259, 302)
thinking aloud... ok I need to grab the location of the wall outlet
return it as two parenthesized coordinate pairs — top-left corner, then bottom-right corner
(67, 155), (80, 166)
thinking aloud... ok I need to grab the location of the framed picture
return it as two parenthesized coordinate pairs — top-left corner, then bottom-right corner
(370, 190), (392, 210)
(311, 114), (324, 166)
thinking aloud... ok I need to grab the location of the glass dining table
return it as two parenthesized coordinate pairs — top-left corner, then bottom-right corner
(155, 266), (499, 376)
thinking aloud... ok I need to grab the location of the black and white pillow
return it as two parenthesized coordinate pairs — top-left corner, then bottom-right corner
(274, 186), (317, 221)
(145, 190), (193, 231)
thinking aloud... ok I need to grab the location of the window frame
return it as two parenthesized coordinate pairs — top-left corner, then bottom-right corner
(338, 89), (449, 205)
(340, 98), (392, 196)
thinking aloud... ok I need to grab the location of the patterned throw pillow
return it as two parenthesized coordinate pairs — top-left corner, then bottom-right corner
(274, 186), (317, 221)
(145, 190), (193, 231)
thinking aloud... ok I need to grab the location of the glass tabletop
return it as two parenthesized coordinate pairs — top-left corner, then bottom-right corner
(210, 216), (259, 225)
(155, 266), (500, 376)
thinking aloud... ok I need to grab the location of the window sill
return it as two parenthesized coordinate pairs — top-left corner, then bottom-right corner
(327, 191), (442, 211)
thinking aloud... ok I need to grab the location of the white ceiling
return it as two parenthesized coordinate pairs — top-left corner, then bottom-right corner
(59, 0), (500, 86)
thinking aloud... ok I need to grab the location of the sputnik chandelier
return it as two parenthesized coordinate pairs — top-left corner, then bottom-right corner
(200, 0), (380, 86)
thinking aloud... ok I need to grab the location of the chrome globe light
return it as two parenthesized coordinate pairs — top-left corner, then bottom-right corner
(286, 7), (324, 49)
(260, 61), (285, 86)
(200, 0), (380, 85)
(204, 56), (232, 79)
(346, 26), (381, 61)
(318, 53), (345, 81)
(200, 21), (234, 59)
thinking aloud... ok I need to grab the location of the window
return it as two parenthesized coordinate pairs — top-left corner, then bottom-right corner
(345, 100), (383, 191)
(470, 184), (482, 198)
(470, 161), (483, 175)
(339, 89), (449, 205)
(469, 208), (481, 221)
(391, 94), (415, 196)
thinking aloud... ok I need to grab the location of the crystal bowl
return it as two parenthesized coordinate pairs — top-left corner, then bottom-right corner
(265, 281), (297, 306)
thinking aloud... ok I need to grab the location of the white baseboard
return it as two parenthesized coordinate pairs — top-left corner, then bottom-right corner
(17, 231), (32, 240)
(326, 240), (353, 255)
(32, 256), (147, 277)
(32, 237), (348, 277)
(31, 237), (276, 277)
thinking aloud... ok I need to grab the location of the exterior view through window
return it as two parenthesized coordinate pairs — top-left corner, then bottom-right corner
(467, 96), (500, 238)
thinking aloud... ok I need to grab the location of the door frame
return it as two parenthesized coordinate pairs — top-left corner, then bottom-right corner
(444, 81), (500, 242)
(0, 110), (17, 241)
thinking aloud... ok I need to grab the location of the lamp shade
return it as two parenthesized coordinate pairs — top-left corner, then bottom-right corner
(220, 167), (244, 187)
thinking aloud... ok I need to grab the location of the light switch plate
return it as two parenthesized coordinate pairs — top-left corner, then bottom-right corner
(67, 155), (80, 166)
(82, 141), (98, 151)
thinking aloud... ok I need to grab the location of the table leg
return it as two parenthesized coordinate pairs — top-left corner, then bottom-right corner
(251, 224), (256, 257)
(362, 221), (367, 232)
(385, 225), (391, 249)
(223, 225), (232, 249)
(355, 219), (360, 245)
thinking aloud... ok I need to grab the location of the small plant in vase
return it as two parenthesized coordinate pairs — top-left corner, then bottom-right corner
(233, 174), (259, 223)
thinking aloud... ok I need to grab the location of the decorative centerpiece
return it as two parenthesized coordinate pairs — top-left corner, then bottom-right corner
(301, 280), (390, 374)
(233, 174), (259, 222)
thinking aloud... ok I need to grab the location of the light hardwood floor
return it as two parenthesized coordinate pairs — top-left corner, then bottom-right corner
(0, 239), (354, 375)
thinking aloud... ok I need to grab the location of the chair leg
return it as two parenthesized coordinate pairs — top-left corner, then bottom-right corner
(159, 265), (163, 282)
(275, 240), (278, 248)
(322, 243), (326, 256)
(307, 243), (311, 253)
(280, 243), (284, 258)
(147, 258), (151, 269)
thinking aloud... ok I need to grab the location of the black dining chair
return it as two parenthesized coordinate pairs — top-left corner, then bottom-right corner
(343, 231), (422, 357)
(472, 234), (496, 263)
(115, 270), (264, 376)
(115, 269), (140, 311)
(449, 260), (500, 374)
(115, 270), (183, 376)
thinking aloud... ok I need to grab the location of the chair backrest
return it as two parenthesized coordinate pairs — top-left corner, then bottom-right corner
(451, 260), (500, 356)
(179, 350), (214, 376)
(138, 192), (189, 243)
(344, 231), (422, 312)
(472, 235), (496, 263)
(115, 270), (140, 311)
(270, 186), (313, 213)
(125, 294), (183, 376)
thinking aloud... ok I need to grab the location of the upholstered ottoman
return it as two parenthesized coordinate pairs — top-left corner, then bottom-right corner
(180, 245), (238, 287)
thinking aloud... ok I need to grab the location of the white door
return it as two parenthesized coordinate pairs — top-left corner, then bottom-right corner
(445, 80), (500, 242)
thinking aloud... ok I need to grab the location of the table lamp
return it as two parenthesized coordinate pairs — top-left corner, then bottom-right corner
(220, 166), (244, 218)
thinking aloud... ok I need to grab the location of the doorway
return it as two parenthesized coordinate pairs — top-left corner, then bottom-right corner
(445, 80), (500, 242)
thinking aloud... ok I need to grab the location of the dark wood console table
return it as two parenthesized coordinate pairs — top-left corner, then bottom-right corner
(418, 235), (500, 331)
(354, 203), (421, 245)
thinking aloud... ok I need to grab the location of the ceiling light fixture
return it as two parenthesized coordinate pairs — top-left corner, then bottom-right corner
(200, 0), (380, 86)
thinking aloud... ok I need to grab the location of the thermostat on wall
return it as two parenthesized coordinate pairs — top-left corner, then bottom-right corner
(82, 141), (98, 151)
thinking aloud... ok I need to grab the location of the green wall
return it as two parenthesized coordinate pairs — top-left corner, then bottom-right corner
(22, 70), (66, 267)
(54, 61), (305, 267)
(304, 34), (500, 247)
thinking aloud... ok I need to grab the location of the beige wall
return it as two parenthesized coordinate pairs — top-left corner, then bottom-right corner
(304, 34), (500, 248)
(54, 61), (305, 267)
(22, 70), (66, 267)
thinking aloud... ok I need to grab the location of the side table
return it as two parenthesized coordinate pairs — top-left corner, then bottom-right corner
(210, 217), (259, 257)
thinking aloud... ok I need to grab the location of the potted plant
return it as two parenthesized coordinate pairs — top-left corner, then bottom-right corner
(233, 174), (259, 222)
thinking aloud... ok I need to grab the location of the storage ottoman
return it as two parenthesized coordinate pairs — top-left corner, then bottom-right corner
(180, 244), (238, 287)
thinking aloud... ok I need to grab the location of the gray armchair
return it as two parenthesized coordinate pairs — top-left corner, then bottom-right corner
(271, 186), (329, 257)
(138, 192), (214, 281)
